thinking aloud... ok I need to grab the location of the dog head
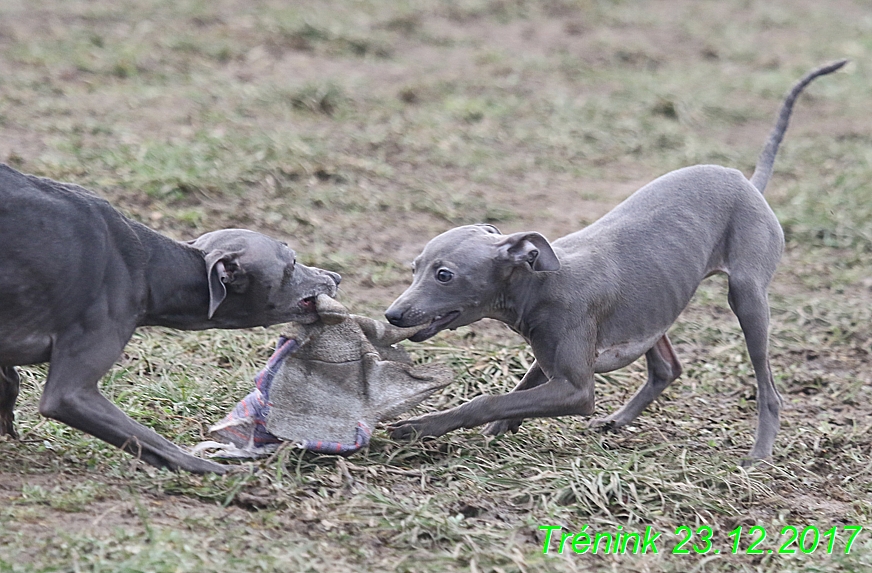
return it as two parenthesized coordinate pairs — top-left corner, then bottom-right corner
(384, 224), (560, 341)
(190, 229), (341, 328)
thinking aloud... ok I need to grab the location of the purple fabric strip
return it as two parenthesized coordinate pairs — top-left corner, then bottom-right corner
(300, 421), (372, 454)
(214, 336), (298, 447)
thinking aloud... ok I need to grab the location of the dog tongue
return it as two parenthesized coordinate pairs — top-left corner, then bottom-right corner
(315, 294), (348, 325)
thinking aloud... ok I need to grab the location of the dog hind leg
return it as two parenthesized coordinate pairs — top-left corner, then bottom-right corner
(589, 334), (682, 430)
(727, 275), (782, 464)
(0, 366), (21, 438)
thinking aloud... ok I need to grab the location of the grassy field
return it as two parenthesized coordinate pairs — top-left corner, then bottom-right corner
(1, 0), (871, 571)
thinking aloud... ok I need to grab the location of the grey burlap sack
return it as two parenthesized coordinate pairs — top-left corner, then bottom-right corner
(198, 295), (451, 457)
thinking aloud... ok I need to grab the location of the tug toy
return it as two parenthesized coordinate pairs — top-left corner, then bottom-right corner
(197, 295), (451, 457)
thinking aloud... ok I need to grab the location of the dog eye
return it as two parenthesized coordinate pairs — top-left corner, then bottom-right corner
(436, 268), (454, 283)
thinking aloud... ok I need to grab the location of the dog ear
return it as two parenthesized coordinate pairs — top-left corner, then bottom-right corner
(475, 223), (501, 234)
(203, 250), (245, 319)
(496, 232), (561, 272)
(204, 251), (229, 319)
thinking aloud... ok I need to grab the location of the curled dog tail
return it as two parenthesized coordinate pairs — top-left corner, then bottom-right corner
(749, 59), (848, 194)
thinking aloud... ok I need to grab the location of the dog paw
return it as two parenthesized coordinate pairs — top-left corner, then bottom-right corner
(387, 419), (427, 441)
(186, 456), (230, 475)
(481, 419), (522, 436)
(0, 414), (17, 440)
(387, 416), (446, 441)
(588, 417), (619, 432)
(738, 455), (768, 469)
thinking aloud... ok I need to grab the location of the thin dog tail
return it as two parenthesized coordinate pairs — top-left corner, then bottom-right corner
(749, 59), (848, 194)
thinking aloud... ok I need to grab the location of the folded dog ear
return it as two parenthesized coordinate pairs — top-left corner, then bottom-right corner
(204, 250), (244, 319)
(496, 232), (561, 272)
(475, 223), (502, 234)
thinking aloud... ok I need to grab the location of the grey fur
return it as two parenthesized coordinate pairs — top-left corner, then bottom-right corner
(384, 61), (846, 463)
(0, 164), (340, 473)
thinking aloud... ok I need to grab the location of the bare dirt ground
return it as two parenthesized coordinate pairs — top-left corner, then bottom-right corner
(1, 0), (871, 571)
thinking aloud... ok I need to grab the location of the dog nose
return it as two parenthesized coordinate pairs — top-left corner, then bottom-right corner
(384, 307), (404, 326)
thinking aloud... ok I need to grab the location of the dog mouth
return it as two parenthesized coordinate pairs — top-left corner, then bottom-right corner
(295, 295), (322, 320)
(296, 280), (339, 313)
(409, 311), (461, 342)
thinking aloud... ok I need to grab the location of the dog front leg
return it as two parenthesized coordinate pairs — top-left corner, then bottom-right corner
(39, 328), (226, 474)
(390, 326), (597, 440)
(481, 360), (548, 436)
(388, 376), (594, 440)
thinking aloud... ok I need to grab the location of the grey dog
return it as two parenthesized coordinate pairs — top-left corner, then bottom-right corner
(0, 165), (340, 473)
(384, 60), (847, 463)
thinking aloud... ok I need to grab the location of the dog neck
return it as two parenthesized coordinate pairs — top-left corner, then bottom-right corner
(135, 226), (212, 329)
(489, 290), (523, 331)
(488, 271), (554, 340)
